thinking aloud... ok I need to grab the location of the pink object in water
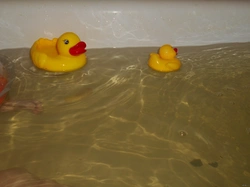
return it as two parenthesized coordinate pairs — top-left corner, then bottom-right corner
(0, 168), (69, 187)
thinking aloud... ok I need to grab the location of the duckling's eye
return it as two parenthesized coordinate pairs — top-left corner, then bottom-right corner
(63, 39), (69, 45)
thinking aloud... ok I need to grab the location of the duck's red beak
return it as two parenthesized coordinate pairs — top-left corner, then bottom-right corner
(69, 41), (87, 56)
(174, 48), (178, 54)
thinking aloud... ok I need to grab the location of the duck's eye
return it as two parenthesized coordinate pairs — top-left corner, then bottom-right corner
(63, 39), (69, 45)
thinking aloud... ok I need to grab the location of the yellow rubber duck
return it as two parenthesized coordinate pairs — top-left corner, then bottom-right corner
(30, 32), (87, 72)
(148, 44), (181, 72)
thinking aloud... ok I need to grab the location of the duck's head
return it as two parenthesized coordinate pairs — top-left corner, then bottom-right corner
(56, 32), (86, 57)
(159, 44), (178, 60)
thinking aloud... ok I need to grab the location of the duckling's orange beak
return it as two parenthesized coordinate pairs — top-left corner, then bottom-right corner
(69, 41), (87, 56)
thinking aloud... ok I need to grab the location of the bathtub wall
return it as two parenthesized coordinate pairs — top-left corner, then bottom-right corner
(0, 0), (250, 49)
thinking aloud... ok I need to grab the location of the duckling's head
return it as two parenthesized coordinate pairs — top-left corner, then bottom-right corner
(159, 44), (178, 60)
(56, 32), (86, 57)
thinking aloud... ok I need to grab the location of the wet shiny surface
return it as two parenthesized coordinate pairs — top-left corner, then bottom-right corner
(0, 43), (250, 187)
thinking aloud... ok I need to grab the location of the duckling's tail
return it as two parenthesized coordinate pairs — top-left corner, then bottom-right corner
(149, 53), (159, 58)
(148, 53), (161, 71)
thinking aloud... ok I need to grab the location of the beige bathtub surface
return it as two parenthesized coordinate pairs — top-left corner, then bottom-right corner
(0, 43), (250, 187)
(0, 1), (250, 49)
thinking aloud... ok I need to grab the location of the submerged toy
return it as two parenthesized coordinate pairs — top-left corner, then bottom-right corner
(0, 76), (8, 105)
(0, 75), (42, 114)
(30, 32), (87, 72)
(0, 61), (42, 114)
(148, 44), (181, 72)
(0, 168), (69, 187)
(0, 62), (8, 105)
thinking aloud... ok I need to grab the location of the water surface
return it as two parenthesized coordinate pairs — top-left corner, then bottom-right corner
(0, 43), (250, 187)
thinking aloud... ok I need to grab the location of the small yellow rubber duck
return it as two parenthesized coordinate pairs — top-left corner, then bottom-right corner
(148, 44), (181, 72)
(30, 32), (87, 72)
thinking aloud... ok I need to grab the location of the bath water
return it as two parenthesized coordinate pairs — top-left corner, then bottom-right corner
(0, 43), (250, 187)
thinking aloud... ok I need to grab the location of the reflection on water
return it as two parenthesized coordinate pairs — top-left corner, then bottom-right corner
(0, 43), (250, 187)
